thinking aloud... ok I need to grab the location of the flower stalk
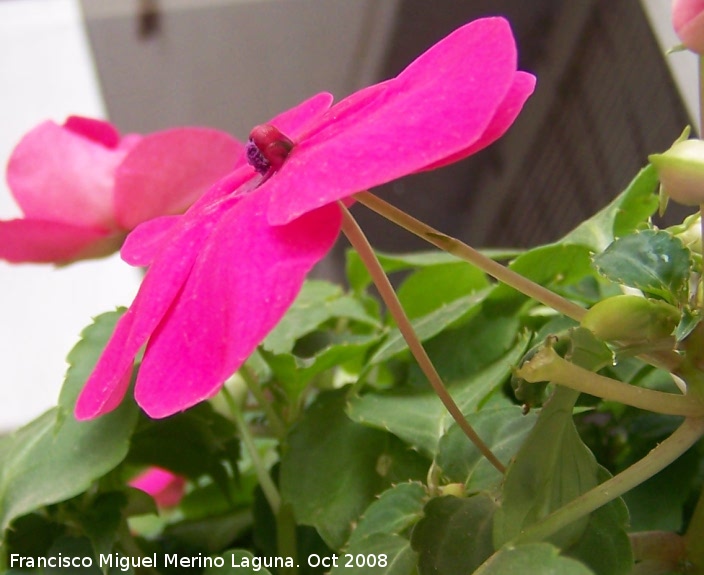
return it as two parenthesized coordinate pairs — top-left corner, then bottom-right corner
(222, 388), (281, 514)
(338, 202), (506, 473)
(354, 191), (587, 321)
(239, 364), (287, 439)
(516, 345), (704, 417)
(510, 416), (704, 546)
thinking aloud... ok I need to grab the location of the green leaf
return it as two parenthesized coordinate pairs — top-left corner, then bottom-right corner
(675, 306), (701, 342)
(565, 482), (632, 575)
(593, 230), (692, 304)
(349, 335), (527, 456)
(437, 407), (538, 493)
(262, 332), (381, 405)
(474, 543), (595, 574)
(621, 430), (700, 532)
(332, 533), (418, 575)
(347, 482), (426, 545)
(406, 311), (522, 390)
(0, 312), (138, 533)
(263, 280), (380, 355)
(396, 262), (489, 319)
(126, 402), (240, 493)
(493, 387), (599, 550)
(280, 389), (427, 549)
(4, 513), (65, 563)
(205, 550), (274, 575)
(58, 309), (127, 411)
(490, 244), (594, 307)
(410, 494), (497, 575)
(346, 249), (475, 293)
(163, 509), (253, 553)
(348, 391), (441, 457)
(561, 164), (659, 252)
(26, 535), (131, 574)
(76, 491), (127, 560)
(371, 291), (490, 364)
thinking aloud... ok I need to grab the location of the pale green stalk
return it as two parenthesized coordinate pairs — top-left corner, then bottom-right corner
(354, 191), (586, 321)
(338, 202), (506, 473)
(517, 346), (704, 417)
(222, 388), (281, 513)
(511, 417), (704, 545)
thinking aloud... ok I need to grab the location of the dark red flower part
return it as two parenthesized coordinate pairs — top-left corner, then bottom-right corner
(246, 124), (294, 174)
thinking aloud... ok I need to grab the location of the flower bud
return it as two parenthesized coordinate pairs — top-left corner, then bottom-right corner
(669, 213), (702, 255)
(650, 139), (704, 206)
(581, 295), (680, 346)
(130, 467), (186, 508)
(673, 0), (704, 54)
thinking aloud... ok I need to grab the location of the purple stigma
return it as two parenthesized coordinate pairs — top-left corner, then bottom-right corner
(246, 139), (270, 175)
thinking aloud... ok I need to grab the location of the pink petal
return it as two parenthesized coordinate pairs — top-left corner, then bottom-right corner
(63, 116), (121, 148)
(0, 219), (121, 263)
(265, 17), (535, 225)
(422, 71), (536, 171)
(130, 467), (186, 508)
(75, 168), (256, 420)
(114, 128), (244, 230)
(266, 92), (334, 141)
(121, 215), (182, 267)
(120, 168), (263, 267)
(7, 121), (132, 229)
(133, 191), (342, 418)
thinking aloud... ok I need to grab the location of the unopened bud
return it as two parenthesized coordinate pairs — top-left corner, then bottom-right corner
(581, 295), (680, 346)
(650, 138), (704, 206)
(673, 0), (704, 54)
(669, 213), (702, 255)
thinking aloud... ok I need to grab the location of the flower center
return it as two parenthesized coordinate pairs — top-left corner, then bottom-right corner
(246, 124), (294, 175)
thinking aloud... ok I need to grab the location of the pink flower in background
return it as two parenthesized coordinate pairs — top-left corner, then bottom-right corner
(130, 467), (186, 508)
(75, 17), (536, 420)
(1, 116), (242, 263)
(673, 0), (704, 53)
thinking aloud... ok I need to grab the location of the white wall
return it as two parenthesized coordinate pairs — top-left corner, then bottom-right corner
(0, 0), (140, 431)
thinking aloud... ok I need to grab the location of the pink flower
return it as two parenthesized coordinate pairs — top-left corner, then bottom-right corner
(130, 467), (187, 508)
(75, 17), (536, 420)
(673, 0), (704, 53)
(1, 116), (242, 263)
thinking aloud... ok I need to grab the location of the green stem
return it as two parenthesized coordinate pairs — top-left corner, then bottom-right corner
(510, 417), (704, 545)
(222, 388), (281, 514)
(354, 191), (586, 322)
(338, 202), (506, 473)
(239, 364), (287, 439)
(277, 504), (299, 575)
(355, 192), (682, 373)
(517, 345), (704, 417)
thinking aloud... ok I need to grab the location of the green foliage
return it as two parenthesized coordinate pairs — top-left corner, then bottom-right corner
(493, 387), (600, 549)
(593, 230), (692, 305)
(280, 388), (428, 549)
(411, 494), (498, 575)
(6, 161), (704, 575)
(474, 543), (597, 574)
(0, 311), (138, 534)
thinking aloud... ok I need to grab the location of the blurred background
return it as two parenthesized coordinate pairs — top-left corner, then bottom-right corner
(0, 0), (696, 430)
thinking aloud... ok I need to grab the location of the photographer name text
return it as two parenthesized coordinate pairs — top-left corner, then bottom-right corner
(10, 552), (389, 571)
